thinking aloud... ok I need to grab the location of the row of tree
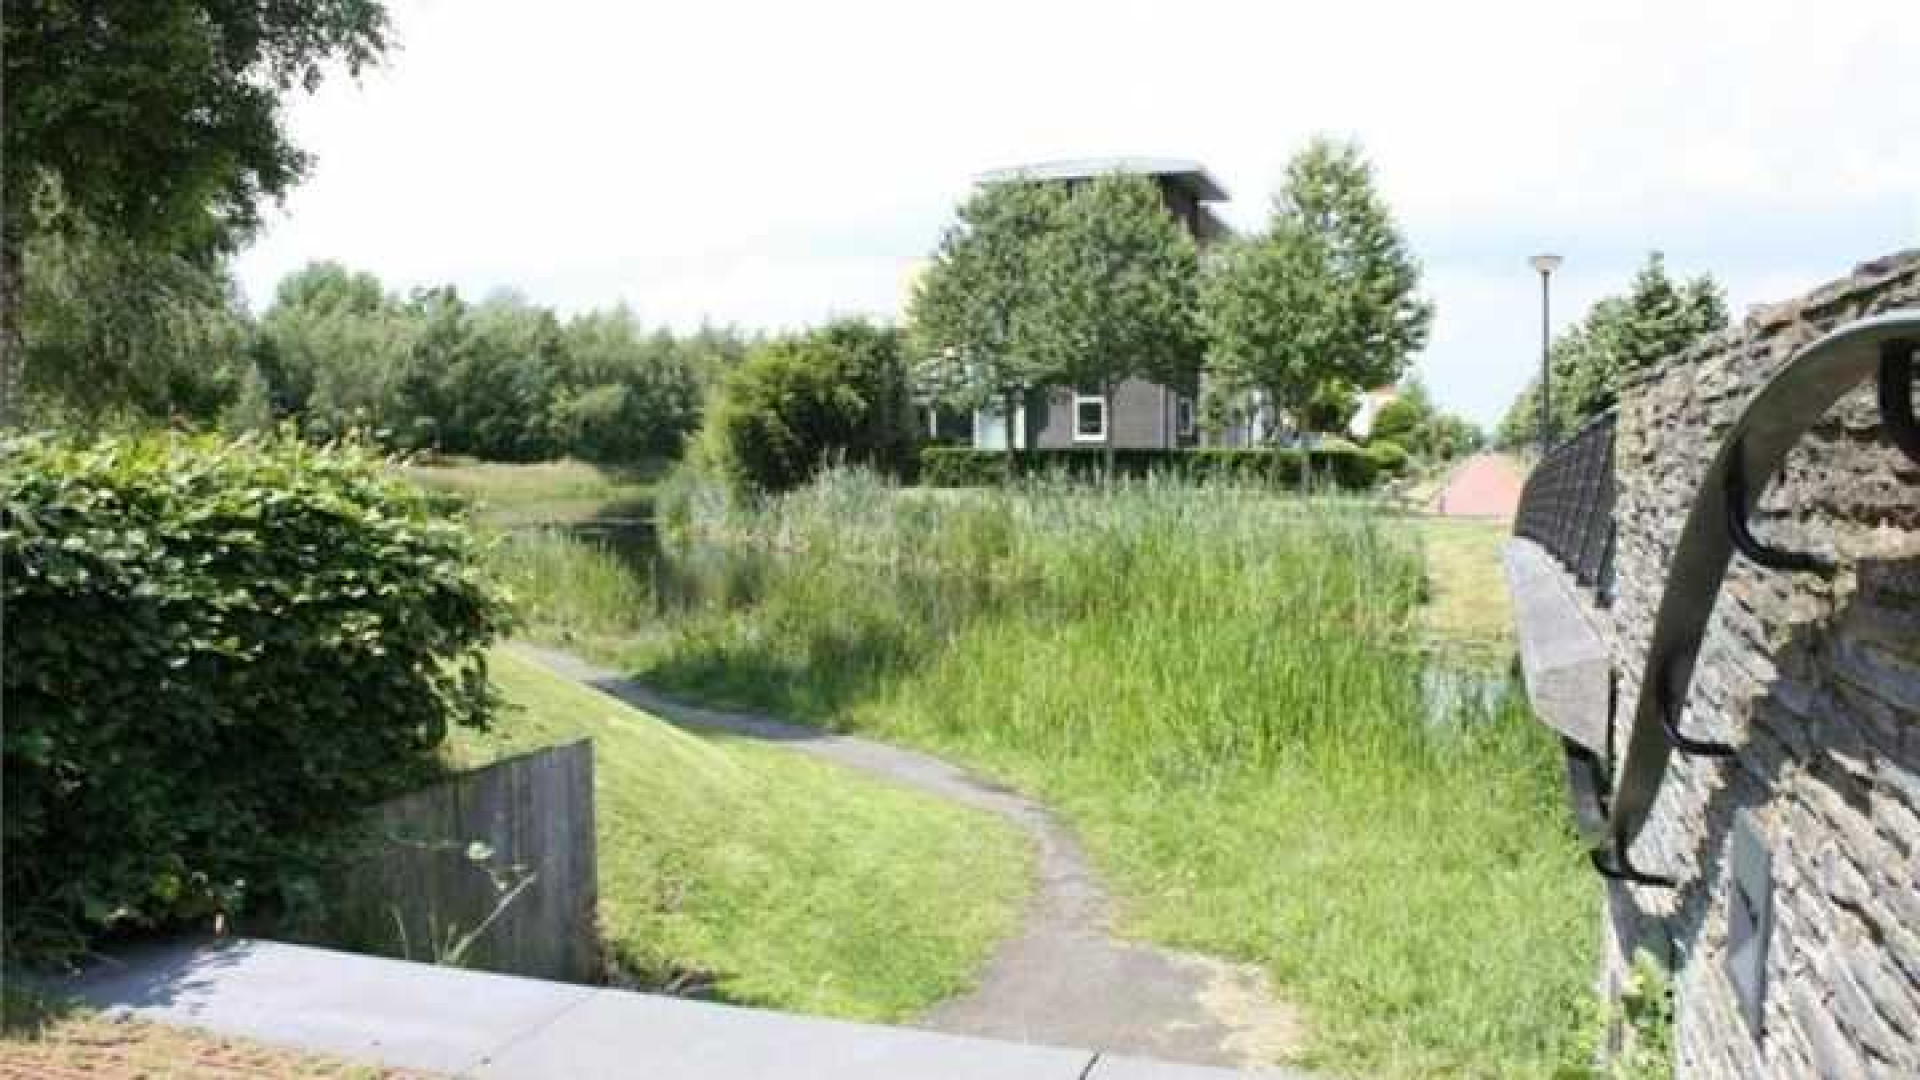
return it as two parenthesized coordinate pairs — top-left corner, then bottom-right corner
(1495, 253), (1728, 449)
(907, 138), (1442, 474)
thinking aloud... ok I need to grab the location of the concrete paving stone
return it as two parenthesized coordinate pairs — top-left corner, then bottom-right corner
(475, 988), (1096, 1079)
(1089, 1053), (1299, 1079)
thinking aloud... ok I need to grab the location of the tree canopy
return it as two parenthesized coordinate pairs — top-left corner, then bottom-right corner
(2, 0), (392, 423)
(1201, 138), (1432, 440)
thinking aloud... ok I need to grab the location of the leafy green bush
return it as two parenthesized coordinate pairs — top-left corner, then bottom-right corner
(1367, 439), (1411, 475)
(917, 446), (1380, 490)
(1, 434), (511, 967)
(702, 321), (917, 494)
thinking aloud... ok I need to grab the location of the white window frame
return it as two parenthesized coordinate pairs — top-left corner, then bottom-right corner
(1073, 393), (1107, 443)
(1176, 395), (1196, 438)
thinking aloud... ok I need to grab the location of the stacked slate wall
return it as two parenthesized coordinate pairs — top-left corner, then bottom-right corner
(1600, 250), (1920, 1076)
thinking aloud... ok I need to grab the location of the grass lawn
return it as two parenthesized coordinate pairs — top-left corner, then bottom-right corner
(446, 650), (1031, 1023)
(1413, 515), (1515, 665)
(500, 471), (1595, 1077)
(1, 990), (423, 1078)
(401, 458), (658, 527)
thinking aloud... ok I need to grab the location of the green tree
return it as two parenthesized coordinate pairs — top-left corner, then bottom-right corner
(20, 216), (254, 429)
(1203, 138), (1432, 447)
(1023, 173), (1203, 477)
(1498, 252), (1727, 447)
(3, 1), (390, 425)
(256, 262), (413, 439)
(908, 179), (1067, 477)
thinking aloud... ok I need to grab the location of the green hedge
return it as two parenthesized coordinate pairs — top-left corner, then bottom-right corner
(918, 446), (1382, 490)
(1, 435), (510, 966)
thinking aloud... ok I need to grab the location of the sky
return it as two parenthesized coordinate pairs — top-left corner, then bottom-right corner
(234, 0), (1920, 428)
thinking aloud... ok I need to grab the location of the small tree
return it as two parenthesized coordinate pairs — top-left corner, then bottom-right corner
(908, 180), (1066, 478)
(1023, 173), (1203, 478)
(1203, 137), (1432, 461)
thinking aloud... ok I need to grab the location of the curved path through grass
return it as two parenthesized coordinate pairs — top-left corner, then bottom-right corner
(514, 644), (1303, 1072)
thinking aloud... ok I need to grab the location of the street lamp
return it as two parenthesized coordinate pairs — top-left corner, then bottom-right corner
(1529, 253), (1563, 454)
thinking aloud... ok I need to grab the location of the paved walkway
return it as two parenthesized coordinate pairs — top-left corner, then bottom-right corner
(1432, 453), (1526, 518)
(46, 938), (1254, 1079)
(515, 645), (1304, 1072)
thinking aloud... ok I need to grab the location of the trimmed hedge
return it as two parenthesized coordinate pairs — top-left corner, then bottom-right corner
(1, 435), (510, 967)
(918, 446), (1382, 490)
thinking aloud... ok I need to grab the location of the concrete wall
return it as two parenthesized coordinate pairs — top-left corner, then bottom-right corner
(341, 740), (599, 983)
(1597, 251), (1920, 1076)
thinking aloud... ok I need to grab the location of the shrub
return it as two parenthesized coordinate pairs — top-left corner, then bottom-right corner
(1368, 439), (1411, 475)
(702, 322), (917, 494)
(1, 434), (511, 967)
(917, 446), (1380, 490)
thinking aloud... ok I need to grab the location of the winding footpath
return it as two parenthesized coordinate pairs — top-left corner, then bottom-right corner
(514, 645), (1305, 1075)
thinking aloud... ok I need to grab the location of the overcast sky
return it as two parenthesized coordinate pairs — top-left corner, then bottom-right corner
(234, 0), (1919, 427)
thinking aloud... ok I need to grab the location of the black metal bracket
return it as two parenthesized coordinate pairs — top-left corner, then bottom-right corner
(1657, 668), (1737, 757)
(1724, 440), (1830, 574)
(1590, 846), (1676, 888)
(1878, 339), (1920, 470)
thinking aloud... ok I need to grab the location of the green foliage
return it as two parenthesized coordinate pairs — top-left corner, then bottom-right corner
(20, 214), (254, 429)
(908, 179), (1068, 413)
(916, 446), (1379, 489)
(1203, 138), (1433, 433)
(1370, 379), (1484, 462)
(3, 3), (388, 257)
(1367, 439), (1410, 475)
(1561, 951), (1675, 1079)
(702, 322), (918, 494)
(1, 433), (510, 967)
(255, 263), (733, 462)
(1498, 253), (1728, 447)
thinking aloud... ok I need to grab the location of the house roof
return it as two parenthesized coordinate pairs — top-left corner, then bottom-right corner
(975, 157), (1229, 203)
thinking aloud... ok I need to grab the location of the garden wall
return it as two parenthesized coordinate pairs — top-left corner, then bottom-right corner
(1599, 251), (1920, 1075)
(337, 740), (599, 983)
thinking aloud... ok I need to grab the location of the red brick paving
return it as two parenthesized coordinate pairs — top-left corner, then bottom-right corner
(1432, 454), (1526, 519)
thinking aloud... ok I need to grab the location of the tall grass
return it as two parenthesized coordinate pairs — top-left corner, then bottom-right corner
(518, 468), (1595, 1077)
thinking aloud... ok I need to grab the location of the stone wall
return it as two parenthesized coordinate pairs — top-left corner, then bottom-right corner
(1599, 250), (1920, 1076)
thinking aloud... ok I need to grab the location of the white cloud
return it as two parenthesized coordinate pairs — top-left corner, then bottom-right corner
(236, 0), (1920, 425)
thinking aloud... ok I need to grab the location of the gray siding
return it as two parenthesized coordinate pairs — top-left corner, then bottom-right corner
(1029, 379), (1193, 451)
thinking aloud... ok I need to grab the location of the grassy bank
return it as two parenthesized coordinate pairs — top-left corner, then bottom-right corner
(449, 650), (1030, 1022)
(402, 458), (658, 527)
(500, 470), (1593, 1077)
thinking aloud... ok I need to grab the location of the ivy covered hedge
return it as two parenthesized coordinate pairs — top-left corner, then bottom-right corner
(2, 435), (510, 967)
(917, 446), (1384, 490)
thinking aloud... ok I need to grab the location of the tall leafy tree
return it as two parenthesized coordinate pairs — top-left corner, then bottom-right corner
(1203, 138), (1432, 445)
(907, 179), (1066, 477)
(1022, 173), (1203, 477)
(2, 1), (390, 425)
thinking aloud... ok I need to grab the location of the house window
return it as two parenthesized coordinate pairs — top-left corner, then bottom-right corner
(1073, 393), (1107, 442)
(1176, 396), (1196, 438)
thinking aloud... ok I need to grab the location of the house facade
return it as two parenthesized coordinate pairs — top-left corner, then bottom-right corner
(967, 157), (1230, 452)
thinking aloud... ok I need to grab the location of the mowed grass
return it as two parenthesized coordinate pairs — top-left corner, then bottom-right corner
(448, 650), (1030, 1023)
(1414, 515), (1516, 665)
(402, 458), (658, 527)
(506, 471), (1595, 1077)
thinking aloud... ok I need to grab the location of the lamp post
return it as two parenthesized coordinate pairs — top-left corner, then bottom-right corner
(1529, 253), (1563, 454)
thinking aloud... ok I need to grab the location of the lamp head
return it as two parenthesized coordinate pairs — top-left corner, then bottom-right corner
(1530, 253), (1564, 276)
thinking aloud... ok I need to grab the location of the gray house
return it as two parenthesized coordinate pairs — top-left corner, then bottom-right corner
(966, 157), (1231, 452)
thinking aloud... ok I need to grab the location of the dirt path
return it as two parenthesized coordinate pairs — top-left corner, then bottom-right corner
(515, 645), (1304, 1073)
(1432, 453), (1526, 518)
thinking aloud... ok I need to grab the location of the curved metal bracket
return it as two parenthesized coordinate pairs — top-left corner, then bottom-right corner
(1724, 442), (1830, 574)
(1657, 671), (1736, 757)
(1878, 340), (1920, 470)
(1604, 313), (1920, 861)
(1590, 847), (1676, 888)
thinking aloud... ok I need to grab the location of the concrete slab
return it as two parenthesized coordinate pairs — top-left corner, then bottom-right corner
(46, 938), (595, 1075)
(44, 939), (1308, 1078)
(476, 985), (1094, 1080)
(1503, 537), (1612, 753)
